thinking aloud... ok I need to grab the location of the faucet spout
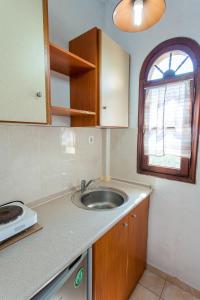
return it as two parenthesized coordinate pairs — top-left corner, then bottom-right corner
(80, 179), (94, 193)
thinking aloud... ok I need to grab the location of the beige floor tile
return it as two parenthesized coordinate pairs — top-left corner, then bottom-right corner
(162, 281), (199, 300)
(129, 284), (159, 300)
(139, 269), (165, 296)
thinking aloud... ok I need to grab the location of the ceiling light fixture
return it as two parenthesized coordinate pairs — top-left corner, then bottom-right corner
(113, 0), (166, 32)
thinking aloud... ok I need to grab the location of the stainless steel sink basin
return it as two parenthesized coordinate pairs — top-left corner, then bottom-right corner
(72, 187), (128, 211)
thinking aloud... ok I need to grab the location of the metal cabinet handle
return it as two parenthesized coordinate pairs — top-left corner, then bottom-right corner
(123, 222), (128, 228)
(36, 91), (42, 98)
(102, 106), (107, 110)
(131, 214), (137, 218)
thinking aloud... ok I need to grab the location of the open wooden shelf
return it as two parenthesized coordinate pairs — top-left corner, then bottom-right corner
(50, 43), (96, 76)
(51, 106), (96, 117)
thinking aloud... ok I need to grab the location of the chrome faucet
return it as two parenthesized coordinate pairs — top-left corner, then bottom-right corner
(81, 180), (94, 193)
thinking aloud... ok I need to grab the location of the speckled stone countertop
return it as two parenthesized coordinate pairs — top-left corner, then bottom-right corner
(0, 179), (152, 300)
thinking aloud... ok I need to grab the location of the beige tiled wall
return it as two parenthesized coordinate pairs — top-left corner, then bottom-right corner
(0, 125), (102, 205)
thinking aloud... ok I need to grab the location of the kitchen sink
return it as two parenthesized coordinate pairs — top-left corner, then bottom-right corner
(72, 187), (128, 211)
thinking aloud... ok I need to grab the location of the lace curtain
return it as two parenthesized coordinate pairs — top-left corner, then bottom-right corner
(144, 80), (192, 158)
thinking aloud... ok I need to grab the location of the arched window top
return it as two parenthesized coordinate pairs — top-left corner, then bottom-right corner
(148, 50), (194, 81)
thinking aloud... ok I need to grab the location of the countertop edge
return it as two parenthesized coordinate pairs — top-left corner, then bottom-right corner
(29, 177), (152, 209)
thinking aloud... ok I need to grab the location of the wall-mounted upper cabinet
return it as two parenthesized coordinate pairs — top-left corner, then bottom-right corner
(0, 0), (49, 124)
(69, 28), (130, 128)
(99, 32), (129, 127)
(51, 28), (130, 128)
(0, 1), (129, 127)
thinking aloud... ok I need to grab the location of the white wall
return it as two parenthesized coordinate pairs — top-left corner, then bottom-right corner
(104, 0), (200, 290)
(48, 0), (105, 48)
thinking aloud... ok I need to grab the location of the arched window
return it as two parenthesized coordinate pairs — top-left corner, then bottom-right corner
(137, 38), (200, 183)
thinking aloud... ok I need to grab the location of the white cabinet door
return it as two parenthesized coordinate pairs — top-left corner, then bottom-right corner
(0, 0), (48, 123)
(100, 32), (129, 127)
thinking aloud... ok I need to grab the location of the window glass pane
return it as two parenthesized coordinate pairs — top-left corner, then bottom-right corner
(148, 50), (193, 81)
(144, 80), (192, 159)
(175, 57), (193, 75)
(149, 155), (181, 169)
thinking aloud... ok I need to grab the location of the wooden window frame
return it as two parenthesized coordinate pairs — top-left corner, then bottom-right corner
(137, 38), (200, 184)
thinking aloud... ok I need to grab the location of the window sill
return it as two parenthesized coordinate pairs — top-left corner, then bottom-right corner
(137, 168), (196, 184)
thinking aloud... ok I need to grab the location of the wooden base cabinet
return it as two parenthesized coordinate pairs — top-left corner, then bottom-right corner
(93, 197), (149, 300)
(92, 215), (129, 300)
(126, 198), (149, 299)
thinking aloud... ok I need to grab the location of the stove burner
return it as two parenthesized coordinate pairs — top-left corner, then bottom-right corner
(0, 205), (23, 225)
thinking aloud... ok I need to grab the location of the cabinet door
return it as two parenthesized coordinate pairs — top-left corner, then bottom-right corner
(0, 0), (48, 123)
(93, 216), (129, 300)
(100, 31), (129, 127)
(127, 198), (149, 297)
